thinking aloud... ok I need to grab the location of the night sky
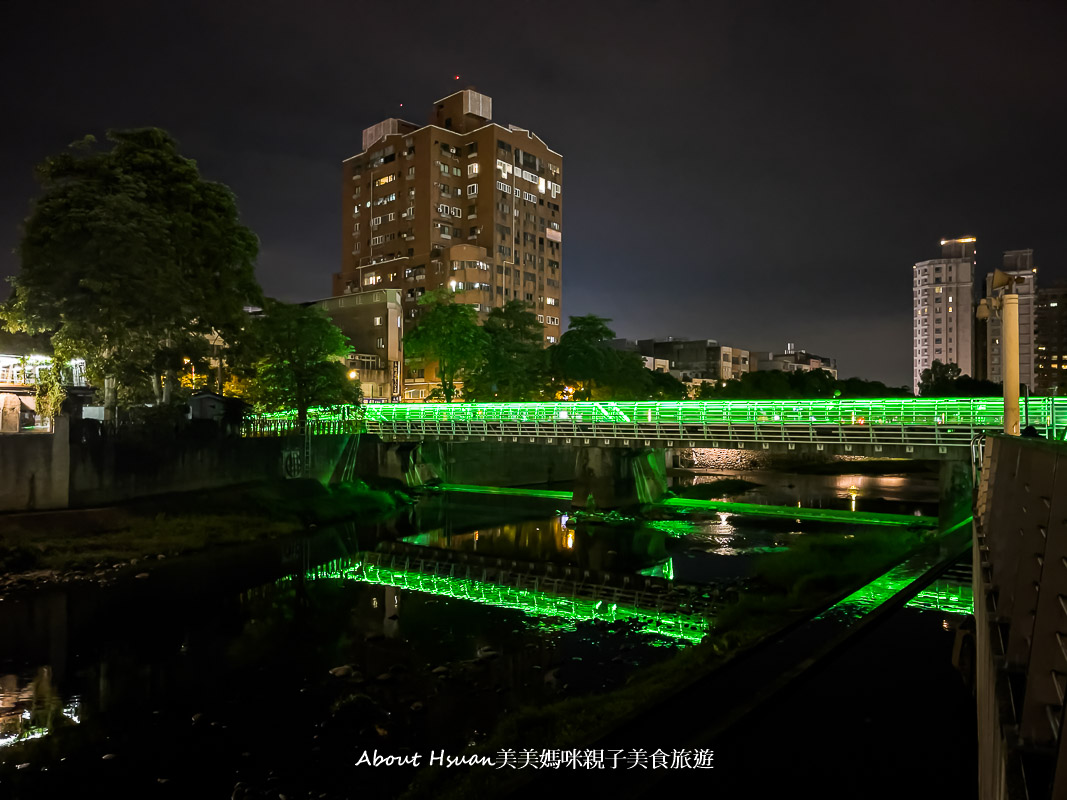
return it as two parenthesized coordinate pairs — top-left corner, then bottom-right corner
(4, 1), (1066, 386)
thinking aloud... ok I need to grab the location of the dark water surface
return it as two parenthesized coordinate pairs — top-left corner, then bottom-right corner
(0, 471), (943, 798)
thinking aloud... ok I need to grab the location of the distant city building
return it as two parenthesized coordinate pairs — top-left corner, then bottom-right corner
(609, 339), (670, 373)
(1035, 282), (1067, 394)
(635, 338), (751, 384)
(751, 343), (838, 379)
(335, 89), (563, 400)
(985, 249), (1037, 391)
(912, 237), (977, 394)
(316, 289), (403, 401)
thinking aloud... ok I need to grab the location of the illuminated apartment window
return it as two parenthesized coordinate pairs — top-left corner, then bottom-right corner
(468, 163), (479, 177)
(373, 316), (383, 326)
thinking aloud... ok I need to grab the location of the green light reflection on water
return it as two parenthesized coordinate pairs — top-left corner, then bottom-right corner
(298, 557), (709, 645)
(661, 497), (937, 529)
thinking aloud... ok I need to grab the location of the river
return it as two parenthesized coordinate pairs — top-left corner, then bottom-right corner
(0, 467), (946, 799)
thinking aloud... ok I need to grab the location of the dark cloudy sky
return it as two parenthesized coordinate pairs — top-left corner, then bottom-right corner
(3, 0), (1066, 386)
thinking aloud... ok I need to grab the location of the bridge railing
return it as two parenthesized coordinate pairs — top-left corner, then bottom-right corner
(242, 406), (365, 437)
(243, 398), (1067, 445)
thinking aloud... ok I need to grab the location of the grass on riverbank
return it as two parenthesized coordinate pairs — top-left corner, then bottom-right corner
(0, 480), (407, 577)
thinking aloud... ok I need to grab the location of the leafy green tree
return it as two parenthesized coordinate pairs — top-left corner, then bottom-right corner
(403, 289), (488, 403)
(919, 360), (1000, 397)
(548, 315), (618, 400)
(835, 376), (911, 398)
(648, 369), (689, 400)
(1, 128), (261, 415)
(603, 349), (655, 399)
(464, 300), (546, 401)
(696, 380), (721, 399)
(244, 300), (360, 428)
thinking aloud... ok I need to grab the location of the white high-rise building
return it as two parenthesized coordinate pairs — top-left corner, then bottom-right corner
(986, 249), (1038, 391)
(912, 237), (976, 394)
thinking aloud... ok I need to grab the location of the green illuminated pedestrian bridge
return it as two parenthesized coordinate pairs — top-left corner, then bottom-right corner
(251, 398), (1067, 456)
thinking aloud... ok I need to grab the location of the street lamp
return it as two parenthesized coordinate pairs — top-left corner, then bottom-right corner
(977, 269), (1023, 435)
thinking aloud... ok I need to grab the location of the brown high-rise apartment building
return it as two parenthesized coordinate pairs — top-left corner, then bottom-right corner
(334, 89), (563, 399)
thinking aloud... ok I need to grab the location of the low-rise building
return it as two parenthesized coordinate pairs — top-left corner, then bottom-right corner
(751, 343), (838, 379)
(316, 289), (403, 401)
(635, 337), (751, 384)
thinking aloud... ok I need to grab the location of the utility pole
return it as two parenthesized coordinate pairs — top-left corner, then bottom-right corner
(978, 269), (1022, 435)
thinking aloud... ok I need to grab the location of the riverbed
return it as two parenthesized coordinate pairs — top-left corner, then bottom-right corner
(0, 467), (941, 799)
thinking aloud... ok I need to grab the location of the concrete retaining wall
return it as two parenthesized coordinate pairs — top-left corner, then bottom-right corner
(0, 417), (69, 511)
(0, 419), (355, 512)
(975, 434), (1067, 800)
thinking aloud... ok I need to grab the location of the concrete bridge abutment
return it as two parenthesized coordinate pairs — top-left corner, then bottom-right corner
(938, 456), (973, 533)
(374, 442), (442, 488)
(571, 446), (668, 511)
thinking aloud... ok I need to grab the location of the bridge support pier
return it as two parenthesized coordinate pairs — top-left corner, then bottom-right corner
(938, 458), (973, 533)
(376, 442), (442, 488)
(572, 447), (668, 511)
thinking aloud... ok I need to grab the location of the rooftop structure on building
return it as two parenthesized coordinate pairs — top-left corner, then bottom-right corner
(751, 343), (838, 379)
(636, 338), (750, 383)
(912, 237), (977, 394)
(335, 89), (563, 400)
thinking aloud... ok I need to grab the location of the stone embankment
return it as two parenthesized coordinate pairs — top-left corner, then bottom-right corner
(675, 447), (870, 472)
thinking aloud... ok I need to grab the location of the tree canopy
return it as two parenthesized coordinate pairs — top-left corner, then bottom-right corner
(240, 300), (360, 426)
(1, 128), (261, 412)
(403, 289), (488, 402)
(463, 300), (546, 401)
(918, 360), (1001, 397)
(544, 316), (690, 401)
(696, 369), (912, 399)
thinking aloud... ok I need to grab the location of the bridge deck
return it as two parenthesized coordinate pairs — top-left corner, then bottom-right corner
(247, 398), (1067, 450)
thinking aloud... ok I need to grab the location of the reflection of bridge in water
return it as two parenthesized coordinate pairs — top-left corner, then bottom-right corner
(298, 549), (714, 646)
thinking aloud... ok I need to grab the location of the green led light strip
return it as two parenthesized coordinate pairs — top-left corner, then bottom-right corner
(249, 397), (1067, 441)
(435, 484), (572, 500)
(661, 498), (938, 528)
(817, 515), (974, 619)
(301, 556), (710, 645)
(356, 397), (1067, 427)
(904, 582), (974, 616)
(432, 484), (936, 529)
